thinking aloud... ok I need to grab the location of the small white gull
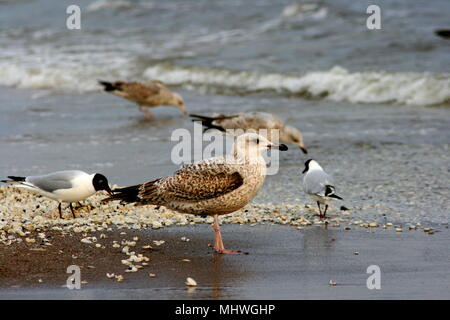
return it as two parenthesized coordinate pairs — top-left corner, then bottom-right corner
(302, 159), (343, 219)
(1, 170), (113, 218)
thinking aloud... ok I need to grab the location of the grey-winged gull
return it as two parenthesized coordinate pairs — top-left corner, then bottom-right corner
(1, 170), (113, 218)
(302, 159), (343, 219)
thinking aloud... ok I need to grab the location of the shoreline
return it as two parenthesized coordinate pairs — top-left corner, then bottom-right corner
(0, 186), (447, 299)
(0, 224), (448, 299)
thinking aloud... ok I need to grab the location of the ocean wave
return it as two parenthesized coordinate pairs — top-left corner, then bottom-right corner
(1, 60), (448, 106)
(143, 64), (450, 106)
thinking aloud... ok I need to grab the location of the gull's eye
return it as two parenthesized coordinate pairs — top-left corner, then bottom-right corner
(255, 138), (260, 144)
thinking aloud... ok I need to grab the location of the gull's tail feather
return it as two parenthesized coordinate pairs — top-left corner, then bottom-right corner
(102, 184), (142, 204)
(98, 80), (120, 92)
(189, 114), (226, 132)
(1, 176), (26, 183)
(102, 178), (162, 205)
(325, 185), (343, 200)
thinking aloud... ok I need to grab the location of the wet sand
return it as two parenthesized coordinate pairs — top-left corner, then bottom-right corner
(0, 224), (448, 299)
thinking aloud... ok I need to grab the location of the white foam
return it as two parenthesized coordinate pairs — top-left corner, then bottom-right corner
(143, 64), (450, 106)
(1, 57), (448, 107)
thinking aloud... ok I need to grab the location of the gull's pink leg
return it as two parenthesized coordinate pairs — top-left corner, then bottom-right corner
(138, 105), (154, 119)
(211, 214), (242, 254)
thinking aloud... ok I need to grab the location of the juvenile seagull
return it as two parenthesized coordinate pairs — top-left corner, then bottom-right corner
(99, 80), (186, 119)
(1, 170), (113, 218)
(103, 133), (288, 254)
(302, 159), (343, 219)
(190, 112), (307, 153)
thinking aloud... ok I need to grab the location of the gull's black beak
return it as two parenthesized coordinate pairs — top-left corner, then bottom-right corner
(300, 146), (308, 154)
(105, 185), (114, 196)
(268, 143), (288, 151)
(302, 167), (308, 174)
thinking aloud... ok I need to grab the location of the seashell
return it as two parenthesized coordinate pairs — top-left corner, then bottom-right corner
(369, 221), (378, 228)
(185, 277), (197, 286)
(115, 275), (124, 282)
(106, 273), (115, 278)
(328, 280), (337, 286)
(80, 238), (92, 244)
(125, 266), (138, 273)
(153, 240), (165, 246)
(395, 228), (402, 232)
(148, 273), (156, 278)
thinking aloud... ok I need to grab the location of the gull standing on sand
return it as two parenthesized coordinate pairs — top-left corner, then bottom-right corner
(103, 133), (288, 254)
(1, 171), (113, 218)
(302, 159), (343, 219)
(190, 112), (308, 153)
(99, 80), (186, 119)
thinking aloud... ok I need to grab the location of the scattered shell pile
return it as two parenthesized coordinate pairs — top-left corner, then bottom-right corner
(0, 186), (436, 246)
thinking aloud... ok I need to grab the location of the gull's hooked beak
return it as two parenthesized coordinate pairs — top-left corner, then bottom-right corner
(268, 143), (288, 151)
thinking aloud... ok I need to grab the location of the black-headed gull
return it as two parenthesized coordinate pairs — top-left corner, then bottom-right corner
(302, 159), (343, 219)
(2, 170), (113, 218)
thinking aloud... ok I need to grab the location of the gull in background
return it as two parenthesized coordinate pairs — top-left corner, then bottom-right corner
(99, 80), (186, 119)
(103, 133), (288, 254)
(302, 159), (343, 219)
(190, 111), (308, 153)
(1, 170), (113, 218)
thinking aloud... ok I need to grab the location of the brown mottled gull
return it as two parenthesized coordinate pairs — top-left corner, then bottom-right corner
(103, 133), (288, 254)
(190, 111), (308, 153)
(99, 80), (186, 119)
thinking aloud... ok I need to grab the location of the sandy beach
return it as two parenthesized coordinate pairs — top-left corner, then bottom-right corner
(0, 221), (448, 299)
(0, 186), (448, 299)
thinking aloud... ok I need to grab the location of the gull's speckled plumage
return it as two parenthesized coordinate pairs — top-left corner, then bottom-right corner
(104, 133), (288, 254)
(99, 80), (186, 118)
(190, 111), (307, 153)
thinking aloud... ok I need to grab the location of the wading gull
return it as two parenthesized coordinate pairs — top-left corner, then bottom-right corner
(103, 133), (288, 254)
(190, 111), (307, 153)
(99, 80), (186, 119)
(302, 159), (343, 219)
(1, 170), (113, 218)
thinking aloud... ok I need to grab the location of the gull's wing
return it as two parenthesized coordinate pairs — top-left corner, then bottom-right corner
(140, 162), (244, 202)
(303, 170), (334, 196)
(26, 170), (84, 192)
(119, 82), (161, 101)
